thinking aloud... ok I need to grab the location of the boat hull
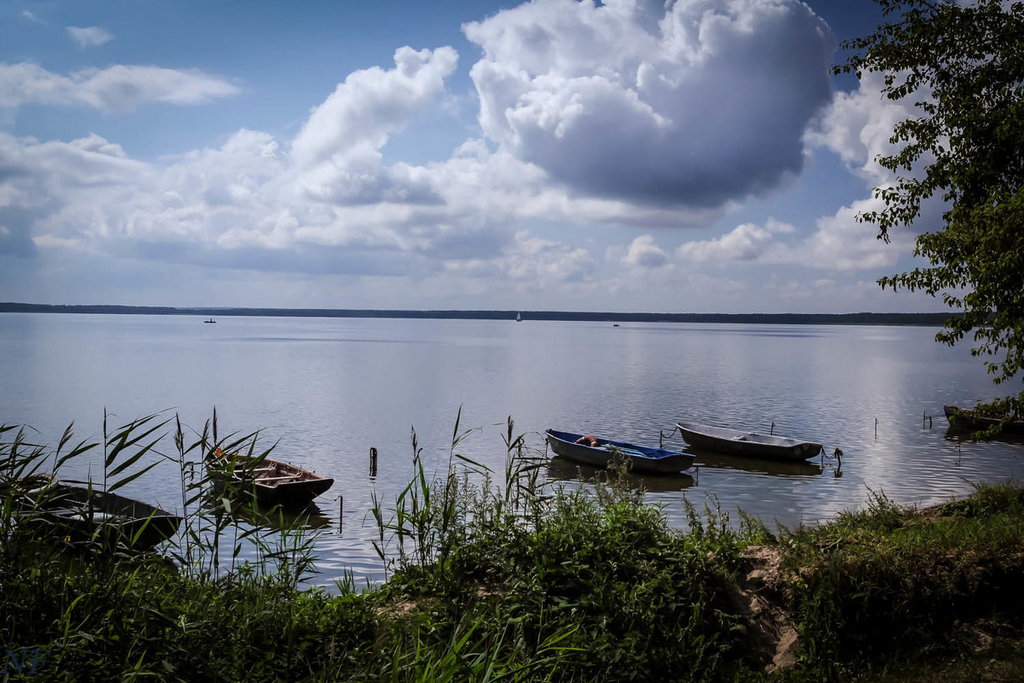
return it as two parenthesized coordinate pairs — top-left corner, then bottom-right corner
(676, 422), (822, 461)
(546, 429), (694, 475)
(208, 454), (334, 507)
(944, 405), (1024, 434)
(22, 483), (182, 550)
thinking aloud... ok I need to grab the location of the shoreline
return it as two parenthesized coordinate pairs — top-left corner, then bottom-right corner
(0, 301), (956, 326)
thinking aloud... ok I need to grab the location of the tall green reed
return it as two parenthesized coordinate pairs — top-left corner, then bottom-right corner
(1, 410), (322, 583)
(370, 412), (548, 584)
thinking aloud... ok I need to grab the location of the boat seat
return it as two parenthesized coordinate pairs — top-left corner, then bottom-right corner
(46, 506), (85, 517)
(232, 467), (278, 476)
(257, 476), (298, 482)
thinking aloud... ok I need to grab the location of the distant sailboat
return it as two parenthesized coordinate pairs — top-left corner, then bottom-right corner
(203, 318), (216, 324)
(515, 312), (522, 322)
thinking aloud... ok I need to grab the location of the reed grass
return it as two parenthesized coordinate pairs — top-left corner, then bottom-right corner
(3, 414), (1024, 680)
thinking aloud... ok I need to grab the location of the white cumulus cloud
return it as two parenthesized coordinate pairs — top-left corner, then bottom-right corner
(622, 234), (669, 268)
(677, 218), (794, 262)
(66, 26), (114, 48)
(292, 46), (458, 204)
(807, 70), (929, 185)
(464, 0), (834, 208)
(796, 67), (946, 271)
(0, 62), (240, 112)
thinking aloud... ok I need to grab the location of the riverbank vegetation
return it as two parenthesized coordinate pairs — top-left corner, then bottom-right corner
(3, 415), (1024, 681)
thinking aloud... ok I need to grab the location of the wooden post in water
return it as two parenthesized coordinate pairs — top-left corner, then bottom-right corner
(770, 421), (775, 436)
(338, 495), (344, 533)
(875, 418), (878, 439)
(369, 447), (378, 477)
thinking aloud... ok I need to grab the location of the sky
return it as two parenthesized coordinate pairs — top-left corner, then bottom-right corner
(0, 0), (951, 313)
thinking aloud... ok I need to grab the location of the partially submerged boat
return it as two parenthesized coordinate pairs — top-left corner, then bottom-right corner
(546, 429), (695, 475)
(676, 421), (823, 461)
(944, 405), (1024, 435)
(17, 476), (182, 550)
(207, 450), (334, 507)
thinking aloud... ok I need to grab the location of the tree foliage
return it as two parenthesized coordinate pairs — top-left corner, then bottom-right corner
(839, 0), (1024, 417)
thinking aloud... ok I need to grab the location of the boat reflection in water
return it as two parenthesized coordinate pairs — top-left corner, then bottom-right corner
(545, 456), (696, 493)
(684, 447), (825, 477)
(230, 501), (332, 531)
(944, 427), (1024, 447)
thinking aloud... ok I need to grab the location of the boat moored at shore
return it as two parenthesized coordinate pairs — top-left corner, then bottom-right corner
(546, 429), (695, 475)
(676, 421), (823, 461)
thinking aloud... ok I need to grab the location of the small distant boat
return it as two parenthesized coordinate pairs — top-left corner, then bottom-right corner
(676, 421), (823, 461)
(207, 451), (333, 506)
(515, 312), (522, 322)
(17, 477), (182, 550)
(203, 318), (216, 324)
(944, 405), (1024, 434)
(546, 429), (695, 475)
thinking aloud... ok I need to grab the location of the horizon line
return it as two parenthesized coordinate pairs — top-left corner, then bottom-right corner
(0, 302), (955, 326)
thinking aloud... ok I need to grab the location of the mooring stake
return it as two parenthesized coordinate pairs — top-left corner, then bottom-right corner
(369, 447), (378, 477)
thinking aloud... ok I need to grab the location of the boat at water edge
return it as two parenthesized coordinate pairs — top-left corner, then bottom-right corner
(944, 405), (1024, 435)
(676, 421), (823, 461)
(545, 429), (695, 475)
(15, 476), (182, 550)
(207, 450), (334, 507)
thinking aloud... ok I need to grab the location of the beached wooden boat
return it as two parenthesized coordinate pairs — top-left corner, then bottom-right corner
(676, 422), (823, 461)
(207, 451), (334, 506)
(944, 405), (1024, 434)
(17, 477), (182, 550)
(546, 429), (695, 475)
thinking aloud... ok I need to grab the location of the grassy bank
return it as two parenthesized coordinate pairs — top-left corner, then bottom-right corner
(3, 416), (1024, 680)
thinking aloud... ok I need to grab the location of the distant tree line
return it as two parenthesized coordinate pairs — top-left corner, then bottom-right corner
(0, 302), (955, 326)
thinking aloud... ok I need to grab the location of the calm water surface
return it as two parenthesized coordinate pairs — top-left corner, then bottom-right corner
(2, 313), (1022, 587)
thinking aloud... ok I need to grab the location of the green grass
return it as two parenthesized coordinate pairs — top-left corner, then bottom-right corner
(4, 416), (1024, 681)
(781, 483), (1024, 679)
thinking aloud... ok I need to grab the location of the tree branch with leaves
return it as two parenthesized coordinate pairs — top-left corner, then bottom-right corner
(838, 0), (1024, 422)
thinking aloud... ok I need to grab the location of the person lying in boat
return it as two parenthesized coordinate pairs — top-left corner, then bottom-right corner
(574, 435), (601, 447)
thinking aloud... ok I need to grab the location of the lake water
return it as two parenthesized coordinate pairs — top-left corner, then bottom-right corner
(2, 313), (1022, 587)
